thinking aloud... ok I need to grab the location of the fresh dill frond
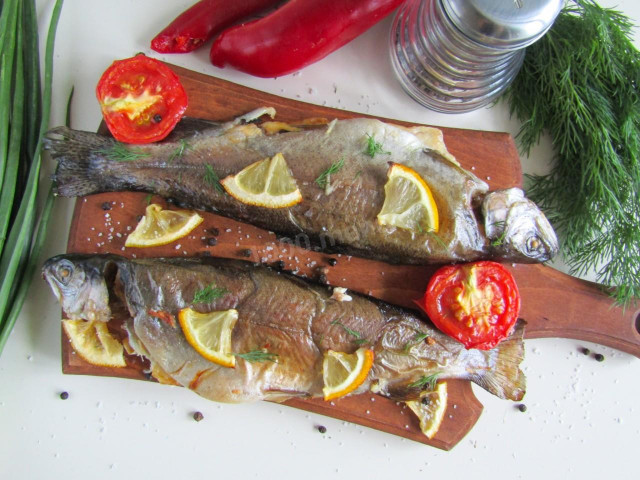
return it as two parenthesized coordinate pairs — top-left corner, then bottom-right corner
(331, 319), (368, 345)
(98, 143), (150, 162)
(168, 139), (191, 163)
(192, 284), (227, 304)
(365, 134), (390, 158)
(502, 0), (640, 305)
(315, 158), (345, 188)
(234, 349), (278, 363)
(144, 194), (153, 205)
(408, 373), (440, 390)
(204, 164), (224, 193)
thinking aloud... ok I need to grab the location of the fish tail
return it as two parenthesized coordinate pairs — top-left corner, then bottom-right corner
(471, 320), (526, 401)
(45, 127), (113, 197)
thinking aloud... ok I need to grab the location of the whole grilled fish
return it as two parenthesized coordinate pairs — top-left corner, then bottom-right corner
(45, 109), (558, 264)
(43, 254), (526, 404)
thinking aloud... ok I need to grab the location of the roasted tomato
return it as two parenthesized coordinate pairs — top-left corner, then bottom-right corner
(96, 54), (187, 143)
(416, 261), (521, 350)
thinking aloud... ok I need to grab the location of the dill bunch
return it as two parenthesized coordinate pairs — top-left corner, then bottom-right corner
(503, 0), (640, 305)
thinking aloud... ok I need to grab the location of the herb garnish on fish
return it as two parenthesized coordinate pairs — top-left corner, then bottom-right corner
(331, 319), (368, 345)
(403, 332), (430, 353)
(234, 350), (279, 363)
(168, 139), (191, 163)
(409, 373), (440, 390)
(365, 134), (390, 158)
(97, 143), (151, 162)
(315, 158), (344, 188)
(204, 164), (224, 193)
(192, 284), (227, 304)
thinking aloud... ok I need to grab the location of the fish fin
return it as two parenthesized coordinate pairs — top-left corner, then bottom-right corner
(45, 127), (112, 197)
(163, 116), (222, 141)
(471, 320), (527, 401)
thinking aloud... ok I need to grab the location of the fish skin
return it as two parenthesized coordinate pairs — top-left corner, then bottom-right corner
(44, 111), (559, 264)
(42, 254), (527, 403)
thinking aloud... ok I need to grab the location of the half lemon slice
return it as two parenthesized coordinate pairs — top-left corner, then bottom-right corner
(63, 319), (126, 368)
(221, 153), (302, 208)
(322, 347), (374, 401)
(178, 307), (239, 368)
(405, 381), (448, 439)
(377, 163), (439, 233)
(125, 203), (203, 247)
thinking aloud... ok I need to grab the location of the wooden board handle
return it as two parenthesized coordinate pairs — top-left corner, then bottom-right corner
(511, 264), (640, 357)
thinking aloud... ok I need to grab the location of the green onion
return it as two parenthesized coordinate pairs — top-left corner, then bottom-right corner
(0, 0), (64, 355)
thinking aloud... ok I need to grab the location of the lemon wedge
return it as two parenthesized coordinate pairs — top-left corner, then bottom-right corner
(405, 381), (448, 439)
(322, 347), (374, 401)
(221, 153), (302, 208)
(377, 163), (439, 233)
(178, 307), (239, 368)
(62, 319), (126, 368)
(125, 203), (203, 247)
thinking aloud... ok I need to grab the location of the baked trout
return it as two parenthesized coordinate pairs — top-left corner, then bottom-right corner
(43, 254), (526, 404)
(45, 109), (558, 264)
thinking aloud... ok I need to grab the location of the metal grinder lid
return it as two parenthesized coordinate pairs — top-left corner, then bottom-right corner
(442, 0), (565, 49)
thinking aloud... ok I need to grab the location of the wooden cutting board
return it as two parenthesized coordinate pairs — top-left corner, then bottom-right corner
(62, 64), (640, 451)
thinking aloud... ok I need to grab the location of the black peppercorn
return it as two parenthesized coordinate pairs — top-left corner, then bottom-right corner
(328, 258), (337, 266)
(581, 347), (591, 355)
(206, 237), (218, 246)
(517, 404), (527, 413)
(193, 411), (204, 422)
(59, 391), (69, 400)
(274, 260), (285, 270)
(153, 114), (162, 123)
(208, 227), (220, 236)
(317, 425), (327, 433)
(240, 249), (252, 258)
(101, 202), (112, 211)
(594, 353), (605, 362)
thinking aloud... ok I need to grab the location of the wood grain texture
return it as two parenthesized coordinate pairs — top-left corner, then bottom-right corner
(62, 64), (640, 451)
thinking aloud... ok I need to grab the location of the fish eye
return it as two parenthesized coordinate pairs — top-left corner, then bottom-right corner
(526, 236), (541, 252)
(56, 263), (73, 283)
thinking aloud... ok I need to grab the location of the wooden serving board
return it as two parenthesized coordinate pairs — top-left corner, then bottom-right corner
(63, 64), (640, 450)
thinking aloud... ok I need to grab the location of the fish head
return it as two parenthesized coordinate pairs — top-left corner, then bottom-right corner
(42, 255), (112, 322)
(483, 188), (559, 263)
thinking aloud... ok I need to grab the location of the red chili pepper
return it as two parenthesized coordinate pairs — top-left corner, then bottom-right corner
(151, 0), (281, 54)
(209, 0), (405, 77)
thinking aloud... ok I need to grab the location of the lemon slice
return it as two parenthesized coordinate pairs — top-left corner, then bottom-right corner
(221, 153), (302, 208)
(405, 381), (448, 439)
(62, 319), (126, 367)
(125, 203), (203, 247)
(178, 307), (239, 368)
(377, 163), (439, 233)
(322, 347), (374, 401)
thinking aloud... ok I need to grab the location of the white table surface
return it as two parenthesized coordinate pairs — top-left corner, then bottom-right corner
(2, 1), (638, 478)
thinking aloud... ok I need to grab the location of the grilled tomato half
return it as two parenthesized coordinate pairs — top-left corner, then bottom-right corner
(417, 261), (520, 350)
(96, 54), (187, 143)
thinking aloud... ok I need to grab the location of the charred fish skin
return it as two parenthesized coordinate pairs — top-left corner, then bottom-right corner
(45, 111), (558, 264)
(42, 254), (526, 403)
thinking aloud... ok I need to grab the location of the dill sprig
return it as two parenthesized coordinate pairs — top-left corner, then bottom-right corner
(365, 134), (390, 157)
(234, 349), (278, 363)
(408, 373), (440, 390)
(402, 332), (430, 353)
(502, 0), (640, 305)
(97, 142), (151, 162)
(315, 158), (344, 188)
(490, 221), (507, 247)
(331, 319), (368, 345)
(168, 139), (191, 163)
(204, 164), (223, 193)
(192, 284), (227, 304)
